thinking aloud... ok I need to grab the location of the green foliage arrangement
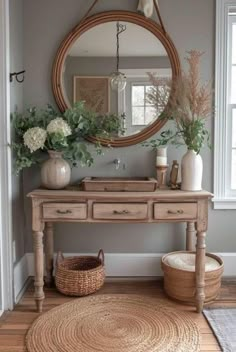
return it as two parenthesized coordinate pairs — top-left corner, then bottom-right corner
(143, 51), (212, 154)
(11, 101), (125, 173)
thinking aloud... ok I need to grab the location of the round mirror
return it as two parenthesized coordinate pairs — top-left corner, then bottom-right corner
(52, 11), (181, 147)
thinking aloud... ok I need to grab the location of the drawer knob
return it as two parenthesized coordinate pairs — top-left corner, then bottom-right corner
(113, 210), (129, 215)
(168, 209), (184, 214)
(56, 209), (72, 214)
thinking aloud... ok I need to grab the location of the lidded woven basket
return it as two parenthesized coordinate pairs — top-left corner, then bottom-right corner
(161, 251), (224, 304)
(55, 250), (105, 296)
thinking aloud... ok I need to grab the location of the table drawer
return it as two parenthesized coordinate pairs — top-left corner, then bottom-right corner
(43, 203), (87, 219)
(93, 203), (148, 220)
(154, 203), (197, 220)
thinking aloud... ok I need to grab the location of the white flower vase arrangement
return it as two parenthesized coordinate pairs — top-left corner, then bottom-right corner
(144, 50), (212, 191)
(11, 102), (124, 189)
(23, 117), (72, 189)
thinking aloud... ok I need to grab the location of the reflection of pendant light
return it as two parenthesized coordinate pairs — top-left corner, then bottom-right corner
(110, 22), (127, 92)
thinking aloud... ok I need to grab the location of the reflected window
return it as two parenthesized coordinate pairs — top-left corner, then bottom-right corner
(131, 85), (156, 125)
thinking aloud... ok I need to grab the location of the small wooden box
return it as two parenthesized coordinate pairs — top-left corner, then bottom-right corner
(81, 177), (158, 192)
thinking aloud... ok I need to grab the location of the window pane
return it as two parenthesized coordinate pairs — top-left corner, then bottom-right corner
(145, 106), (157, 124)
(132, 86), (144, 106)
(231, 149), (236, 189)
(231, 65), (236, 104)
(132, 107), (145, 125)
(232, 109), (236, 147)
(232, 24), (236, 65)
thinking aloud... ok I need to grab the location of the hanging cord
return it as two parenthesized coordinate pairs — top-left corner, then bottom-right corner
(116, 22), (127, 72)
(153, 0), (166, 35)
(80, 0), (99, 23)
(80, 0), (166, 36)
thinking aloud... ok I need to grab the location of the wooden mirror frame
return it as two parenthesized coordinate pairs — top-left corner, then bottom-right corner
(52, 11), (181, 147)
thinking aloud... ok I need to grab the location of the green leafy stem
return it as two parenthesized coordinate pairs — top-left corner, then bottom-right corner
(143, 119), (211, 154)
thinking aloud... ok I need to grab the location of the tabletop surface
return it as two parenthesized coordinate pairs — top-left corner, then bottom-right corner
(28, 188), (214, 200)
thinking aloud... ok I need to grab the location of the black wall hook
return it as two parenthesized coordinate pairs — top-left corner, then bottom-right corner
(10, 70), (25, 83)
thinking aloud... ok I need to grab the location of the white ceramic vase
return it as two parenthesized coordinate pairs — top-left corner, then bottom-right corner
(181, 149), (203, 191)
(41, 150), (71, 190)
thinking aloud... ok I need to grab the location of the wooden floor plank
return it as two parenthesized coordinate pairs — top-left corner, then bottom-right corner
(0, 348), (27, 352)
(0, 335), (25, 346)
(0, 279), (235, 351)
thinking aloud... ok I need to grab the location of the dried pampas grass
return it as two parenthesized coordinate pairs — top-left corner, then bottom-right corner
(147, 50), (212, 123)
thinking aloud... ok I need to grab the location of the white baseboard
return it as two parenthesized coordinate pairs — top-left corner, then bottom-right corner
(13, 254), (29, 303)
(217, 253), (236, 276)
(13, 252), (236, 302)
(26, 253), (165, 277)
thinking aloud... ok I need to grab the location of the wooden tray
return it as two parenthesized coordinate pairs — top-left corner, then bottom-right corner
(81, 177), (158, 192)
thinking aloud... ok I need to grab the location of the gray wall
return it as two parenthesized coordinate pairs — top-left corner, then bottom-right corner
(10, 0), (25, 263)
(22, 0), (236, 254)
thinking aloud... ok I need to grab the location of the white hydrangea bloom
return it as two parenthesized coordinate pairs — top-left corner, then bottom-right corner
(23, 127), (47, 153)
(46, 117), (72, 137)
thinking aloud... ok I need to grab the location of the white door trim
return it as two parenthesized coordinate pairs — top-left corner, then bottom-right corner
(0, 0), (14, 312)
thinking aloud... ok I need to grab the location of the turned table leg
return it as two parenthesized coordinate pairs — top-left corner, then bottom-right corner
(195, 231), (206, 313)
(186, 222), (195, 251)
(33, 231), (45, 313)
(45, 222), (54, 287)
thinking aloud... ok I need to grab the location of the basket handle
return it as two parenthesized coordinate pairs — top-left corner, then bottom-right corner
(98, 249), (105, 266)
(56, 251), (64, 266)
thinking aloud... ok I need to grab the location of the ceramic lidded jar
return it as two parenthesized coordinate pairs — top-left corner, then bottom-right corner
(181, 149), (203, 191)
(41, 150), (71, 190)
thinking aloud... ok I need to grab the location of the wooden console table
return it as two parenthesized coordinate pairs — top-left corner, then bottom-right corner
(28, 189), (213, 313)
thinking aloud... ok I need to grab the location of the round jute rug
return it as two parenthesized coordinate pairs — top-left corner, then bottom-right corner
(26, 295), (200, 352)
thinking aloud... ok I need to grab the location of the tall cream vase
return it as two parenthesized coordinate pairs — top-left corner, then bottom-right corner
(41, 150), (71, 189)
(181, 149), (203, 191)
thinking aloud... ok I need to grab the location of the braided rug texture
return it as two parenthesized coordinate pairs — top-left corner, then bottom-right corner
(26, 294), (200, 352)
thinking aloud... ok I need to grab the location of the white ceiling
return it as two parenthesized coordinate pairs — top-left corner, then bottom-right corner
(68, 22), (168, 57)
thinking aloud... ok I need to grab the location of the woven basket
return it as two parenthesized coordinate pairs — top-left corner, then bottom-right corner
(55, 249), (105, 296)
(161, 251), (224, 304)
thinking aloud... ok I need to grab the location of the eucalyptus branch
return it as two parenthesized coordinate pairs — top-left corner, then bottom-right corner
(10, 101), (125, 174)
